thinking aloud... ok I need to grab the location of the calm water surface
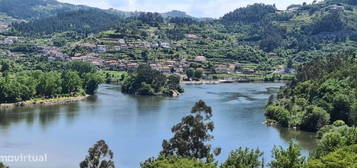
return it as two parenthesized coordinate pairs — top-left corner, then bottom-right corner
(0, 83), (316, 168)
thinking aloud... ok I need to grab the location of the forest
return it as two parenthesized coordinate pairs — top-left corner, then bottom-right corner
(0, 60), (103, 103)
(266, 52), (357, 132)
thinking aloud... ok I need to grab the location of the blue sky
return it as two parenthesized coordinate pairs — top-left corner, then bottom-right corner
(58, 0), (317, 18)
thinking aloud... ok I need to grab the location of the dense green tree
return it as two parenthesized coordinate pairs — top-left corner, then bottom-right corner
(185, 69), (194, 80)
(67, 61), (97, 76)
(84, 73), (103, 95)
(16, 74), (37, 100)
(161, 100), (220, 162)
(331, 94), (352, 123)
(36, 71), (62, 97)
(122, 65), (183, 96)
(221, 3), (276, 24)
(269, 142), (305, 168)
(166, 75), (184, 93)
(267, 53), (357, 131)
(306, 145), (357, 168)
(80, 140), (115, 168)
(61, 71), (83, 94)
(220, 147), (263, 168)
(136, 12), (164, 27)
(194, 70), (203, 79)
(141, 155), (215, 168)
(137, 82), (155, 96)
(13, 9), (123, 35)
(0, 60), (21, 76)
(265, 105), (290, 127)
(314, 121), (357, 158)
(301, 106), (330, 132)
(310, 12), (345, 35)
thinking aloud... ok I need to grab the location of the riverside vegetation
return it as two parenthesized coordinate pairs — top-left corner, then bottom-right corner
(0, 60), (103, 104)
(121, 64), (184, 96)
(75, 101), (357, 168)
(265, 52), (357, 132)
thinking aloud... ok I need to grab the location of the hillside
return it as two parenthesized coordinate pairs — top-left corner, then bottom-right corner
(0, 0), (356, 83)
(12, 9), (123, 35)
(266, 52), (357, 132)
(9, 0), (357, 61)
(0, 0), (90, 19)
(161, 10), (192, 18)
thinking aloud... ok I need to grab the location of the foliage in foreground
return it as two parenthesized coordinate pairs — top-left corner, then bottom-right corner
(220, 147), (263, 168)
(313, 120), (357, 158)
(141, 155), (216, 168)
(161, 100), (220, 162)
(80, 140), (115, 168)
(306, 144), (357, 168)
(269, 142), (306, 168)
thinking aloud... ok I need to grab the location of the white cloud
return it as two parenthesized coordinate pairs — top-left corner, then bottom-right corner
(57, 0), (316, 18)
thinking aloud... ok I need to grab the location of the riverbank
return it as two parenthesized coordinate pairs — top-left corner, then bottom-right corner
(182, 79), (290, 85)
(182, 79), (249, 85)
(0, 95), (90, 109)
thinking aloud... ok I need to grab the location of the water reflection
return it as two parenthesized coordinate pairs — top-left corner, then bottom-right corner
(0, 107), (36, 128)
(64, 103), (81, 122)
(276, 127), (317, 151)
(129, 95), (165, 112)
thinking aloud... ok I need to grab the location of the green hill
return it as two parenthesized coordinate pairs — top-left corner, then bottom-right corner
(6, 0), (357, 66)
(0, 0), (90, 19)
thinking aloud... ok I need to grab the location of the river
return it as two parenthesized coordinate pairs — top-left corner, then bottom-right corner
(0, 83), (316, 168)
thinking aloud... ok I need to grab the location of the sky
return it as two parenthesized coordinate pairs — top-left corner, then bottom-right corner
(57, 0), (317, 18)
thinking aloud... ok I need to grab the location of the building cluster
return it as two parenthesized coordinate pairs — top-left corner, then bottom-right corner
(41, 46), (68, 61)
(0, 36), (18, 45)
(0, 24), (8, 33)
(37, 39), (259, 76)
(101, 59), (190, 73)
(95, 38), (180, 51)
(273, 65), (296, 74)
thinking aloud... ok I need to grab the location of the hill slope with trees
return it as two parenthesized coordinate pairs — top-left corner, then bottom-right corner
(266, 52), (357, 132)
(7, 0), (357, 65)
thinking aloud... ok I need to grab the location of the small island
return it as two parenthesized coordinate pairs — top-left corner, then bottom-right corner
(121, 64), (184, 96)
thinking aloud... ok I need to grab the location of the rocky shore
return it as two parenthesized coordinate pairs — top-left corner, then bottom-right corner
(0, 95), (90, 109)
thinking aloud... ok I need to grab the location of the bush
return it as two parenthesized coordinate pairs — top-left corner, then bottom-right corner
(265, 105), (290, 127)
(137, 82), (155, 96)
(314, 122), (357, 158)
(301, 106), (330, 132)
(84, 73), (103, 95)
(306, 145), (357, 168)
(220, 147), (263, 168)
(269, 142), (305, 168)
(141, 155), (216, 168)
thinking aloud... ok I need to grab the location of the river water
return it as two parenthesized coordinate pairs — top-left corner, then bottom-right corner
(0, 83), (316, 168)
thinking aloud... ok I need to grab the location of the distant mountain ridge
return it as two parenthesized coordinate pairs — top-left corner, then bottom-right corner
(0, 0), (91, 19)
(161, 10), (192, 18)
(0, 0), (198, 20)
